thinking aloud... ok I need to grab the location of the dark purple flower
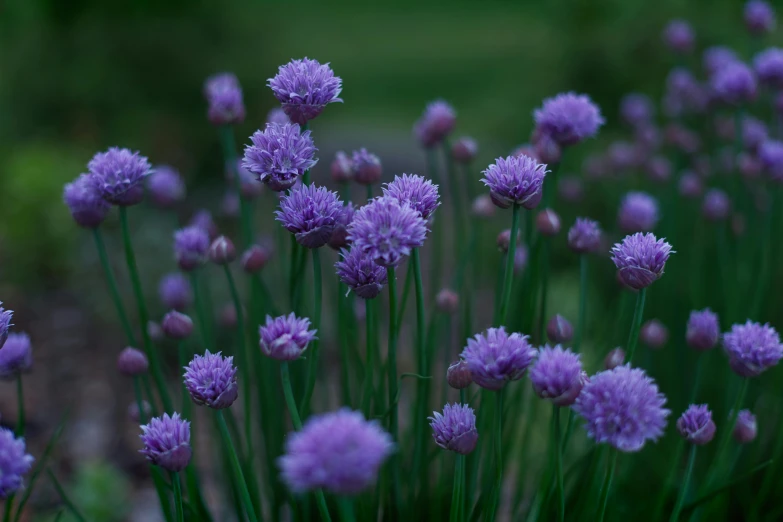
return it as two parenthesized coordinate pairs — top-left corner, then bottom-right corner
(754, 48), (783, 88)
(435, 289), (459, 314)
(158, 273), (192, 311)
(460, 327), (536, 391)
(0, 428), (33, 498)
(146, 165), (185, 208)
(546, 315), (573, 344)
(723, 321), (783, 377)
(611, 233), (674, 290)
(496, 229), (520, 253)
(679, 172), (704, 199)
(233, 161), (264, 200)
(532, 131), (561, 164)
(184, 350), (238, 409)
(335, 248), (388, 299)
(702, 188), (731, 222)
(533, 93), (604, 147)
(259, 313), (317, 361)
(452, 137), (478, 164)
(268, 58), (342, 125)
(128, 400), (152, 423)
(618, 192), (659, 232)
(430, 403), (478, 455)
(447, 360), (473, 389)
(733, 409), (757, 443)
(87, 147), (152, 206)
(242, 123), (318, 191)
(204, 73), (245, 126)
(0, 333), (32, 380)
(686, 309), (720, 351)
(162, 311), (194, 340)
(759, 139), (783, 180)
(414, 100), (457, 148)
(222, 191), (240, 217)
(174, 226), (210, 271)
(63, 175), (111, 228)
(745, 0), (776, 35)
(347, 196), (427, 267)
(279, 408), (393, 495)
(567, 218), (601, 254)
(676, 404), (716, 445)
(620, 93), (655, 127)
(662, 19), (695, 54)
(664, 123), (702, 153)
(328, 202), (355, 250)
(139, 413), (191, 472)
(382, 174), (440, 220)
(351, 149), (382, 186)
(242, 244), (273, 273)
(574, 365), (669, 452)
(703, 46), (740, 76)
(331, 151), (353, 183)
(530, 345), (586, 407)
(481, 155), (548, 210)
(640, 319), (669, 349)
(739, 153), (763, 179)
(276, 184), (342, 249)
(117, 347), (148, 377)
(711, 62), (757, 105)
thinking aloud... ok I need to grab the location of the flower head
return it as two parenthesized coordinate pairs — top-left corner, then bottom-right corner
(88, 147), (152, 206)
(189, 209), (218, 239)
(710, 62), (757, 105)
(703, 46), (740, 76)
(328, 202), (355, 250)
(530, 345), (586, 406)
(620, 93), (655, 127)
(0, 304), (12, 350)
(618, 192), (659, 232)
(278, 409), (393, 495)
(574, 365), (670, 452)
(268, 58), (343, 125)
(679, 171), (704, 199)
(335, 248), (388, 299)
(63, 175), (111, 228)
(330, 151), (353, 183)
(641, 319), (669, 349)
(452, 137), (479, 164)
(162, 311), (194, 340)
(677, 404), (716, 445)
(259, 313), (317, 361)
(745, 0), (776, 35)
(664, 68), (707, 117)
(351, 149), (382, 186)
(242, 123), (318, 191)
(759, 139), (783, 180)
(611, 233), (674, 290)
(754, 48), (783, 88)
(686, 309), (720, 351)
(158, 273), (192, 311)
(460, 327), (537, 391)
(0, 333), (31, 381)
(702, 188), (731, 222)
(382, 174), (440, 220)
(546, 315), (573, 344)
(184, 351), (238, 409)
(662, 19), (695, 53)
(139, 413), (192, 472)
(267, 107), (290, 125)
(174, 226), (210, 271)
(567, 218), (602, 254)
(0, 428), (33, 498)
(414, 100), (457, 148)
(117, 347), (148, 377)
(481, 155), (548, 210)
(347, 197), (427, 267)
(429, 403), (478, 455)
(146, 165), (185, 208)
(734, 409), (757, 443)
(723, 321), (783, 377)
(447, 360), (473, 389)
(276, 184), (342, 249)
(742, 116), (769, 151)
(533, 92), (604, 146)
(204, 73), (245, 126)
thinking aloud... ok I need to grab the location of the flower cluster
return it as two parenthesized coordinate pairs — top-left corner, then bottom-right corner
(347, 197), (427, 267)
(460, 327), (537, 390)
(242, 123), (318, 191)
(276, 184), (343, 248)
(268, 58), (343, 125)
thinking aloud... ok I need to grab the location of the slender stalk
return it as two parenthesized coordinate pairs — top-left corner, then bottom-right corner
(300, 248), (322, 415)
(450, 454), (465, 522)
(497, 204), (521, 326)
(2, 498), (12, 522)
(597, 449), (618, 522)
(624, 288), (648, 364)
(92, 228), (136, 345)
(338, 497), (356, 522)
(670, 445), (697, 522)
(48, 469), (87, 522)
(554, 406), (564, 522)
(219, 126), (253, 248)
(537, 238), (551, 342)
(14, 377), (24, 438)
(396, 260), (414, 333)
(367, 184), (373, 202)
(703, 378), (748, 490)
(215, 410), (260, 522)
(573, 255), (588, 353)
(426, 149), (443, 303)
(172, 472), (184, 522)
(338, 284), (352, 406)
(119, 207), (173, 412)
(361, 299), (375, 417)
(411, 249), (428, 493)
(386, 266), (402, 519)
(486, 389), (504, 522)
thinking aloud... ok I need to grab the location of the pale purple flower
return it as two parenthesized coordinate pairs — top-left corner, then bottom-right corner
(733, 409), (757, 443)
(513, 245), (529, 275)
(452, 137), (478, 164)
(330, 151), (353, 183)
(430, 403), (478, 455)
(711, 62), (757, 105)
(723, 321), (783, 377)
(382, 174), (440, 220)
(87, 147), (152, 206)
(63, 175), (111, 228)
(174, 226), (210, 271)
(0, 428), (33, 498)
(460, 327), (537, 391)
(139, 413), (192, 472)
(162, 311), (194, 340)
(662, 20), (695, 54)
(620, 93), (655, 127)
(267, 107), (290, 126)
(184, 350), (238, 409)
(530, 345), (586, 407)
(604, 348), (626, 370)
(158, 273), (192, 311)
(117, 347), (148, 377)
(351, 149), (382, 186)
(754, 48), (783, 88)
(745, 0), (776, 35)
(267, 58), (343, 125)
(335, 248), (388, 300)
(567, 218), (601, 254)
(328, 202), (355, 250)
(242, 123), (318, 191)
(481, 155), (549, 210)
(611, 233), (674, 290)
(414, 100), (457, 148)
(204, 73), (245, 126)
(533, 92), (604, 146)
(0, 333), (32, 380)
(618, 192), (659, 232)
(278, 408), (393, 495)
(759, 139), (783, 180)
(146, 165), (185, 208)
(640, 319), (669, 349)
(676, 404), (716, 445)
(686, 309), (720, 351)
(702, 188), (731, 222)
(608, 141), (641, 172)
(703, 46), (740, 76)
(259, 313), (317, 361)
(0, 303), (12, 350)
(275, 184), (342, 249)
(574, 365), (669, 452)
(743, 116), (769, 151)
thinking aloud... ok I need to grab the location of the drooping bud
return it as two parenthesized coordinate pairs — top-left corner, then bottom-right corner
(447, 360), (473, 389)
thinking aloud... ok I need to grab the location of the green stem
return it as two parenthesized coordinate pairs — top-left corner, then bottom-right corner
(215, 410), (260, 522)
(703, 378), (748, 491)
(396, 260), (414, 334)
(367, 184), (373, 202)
(386, 266), (402, 519)
(426, 149), (443, 303)
(450, 454), (465, 522)
(300, 248), (322, 416)
(2, 497), (12, 522)
(497, 204), (521, 326)
(48, 469), (87, 522)
(119, 207), (172, 412)
(597, 449), (618, 522)
(625, 288), (648, 364)
(653, 439), (685, 522)
(486, 389), (504, 522)
(573, 255), (588, 353)
(172, 472), (184, 522)
(670, 445), (697, 522)
(554, 406), (564, 522)
(92, 227), (136, 345)
(14, 376), (24, 438)
(361, 299), (375, 417)
(338, 283), (352, 406)
(281, 362), (303, 430)
(219, 126), (253, 248)
(537, 238), (551, 342)
(338, 497), (356, 522)
(411, 249), (428, 492)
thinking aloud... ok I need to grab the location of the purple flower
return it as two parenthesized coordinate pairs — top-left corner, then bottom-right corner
(645, 156), (672, 184)
(158, 273), (192, 311)
(174, 226), (210, 271)
(347, 197), (427, 267)
(604, 348), (626, 370)
(734, 409), (757, 443)
(460, 327), (537, 391)
(242, 123), (318, 191)
(276, 184), (342, 249)
(204, 73), (245, 126)
(0, 428), (33, 498)
(640, 319), (668, 349)
(702, 188), (731, 222)
(447, 360), (473, 389)
(574, 365), (669, 452)
(117, 347), (148, 377)
(335, 248), (388, 299)
(662, 19), (695, 54)
(452, 137), (479, 164)
(723, 321), (783, 377)
(146, 165), (185, 208)
(278, 408), (394, 495)
(743, 116), (769, 151)
(759, 139), (783, 180)
(429, 403), (478, 455)
(208, 236), (236, 265)
(267, 107), (290, 125)
(664, 68), (707, 117)
(267, 58), (343, 125)
(184, 350), (238, 409)
(328, 202), (355, 250)
(382, 174), (440, 220)
(0, 303), (12, 350)
(259, 313), (317, 361)
(162, 311), (194, 340)
(189, 209), (218, 239)
(710, 62), (757, 105)
(0, 333), (32, 380)
(436, 289), (460, 314)
(677, 404), (716, 445)
(611, 233), (674, 290)
(686, 309), (720, 351)
(620, 93), (655, 127)
(618, 192), (659, 232)
(87, 147), (152, 206)
(242, 243), (273, 273)
(414, 100), (457, 148)
(567, 218), (602, 254)
(63, 175), (111, 228)
(679, 172), (704, 199)
(139, 413), (192, 472)
(530, 345), (586, 407)
(351, 149), (382, 186)
(703, 46), (740, 76)
(513, 245), (529, 275)
(330, 151), (353, 183)
(754, 48), (783, 88)
(546, 315), (573, 344)
(745, 0), (776, 35)
(481, 155), (548, 210)
(533, 92), (604, 146)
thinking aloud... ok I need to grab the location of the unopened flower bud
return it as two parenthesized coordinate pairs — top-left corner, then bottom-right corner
(242, 244), (273, 273)
(497, 229), (521, 253)
(162, 311), (194, 340)
(117, 347), (149, 376)
(604, 348), (625, 370)
(208, 236), (236, 265)
(546, 315), (573, 344)
(128, 400), (152, 422)
(536, 209), (561, 236)
(331, 151), (354, 183)
(436, 289), (459, 314)
(640, 319), (669, 349)
(733, 410), (757, 443)
(447, 360), (473, 389)
(471, 195), (495, 218)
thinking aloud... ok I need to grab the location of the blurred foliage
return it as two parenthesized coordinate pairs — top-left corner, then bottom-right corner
(58, 462), (130, 522)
